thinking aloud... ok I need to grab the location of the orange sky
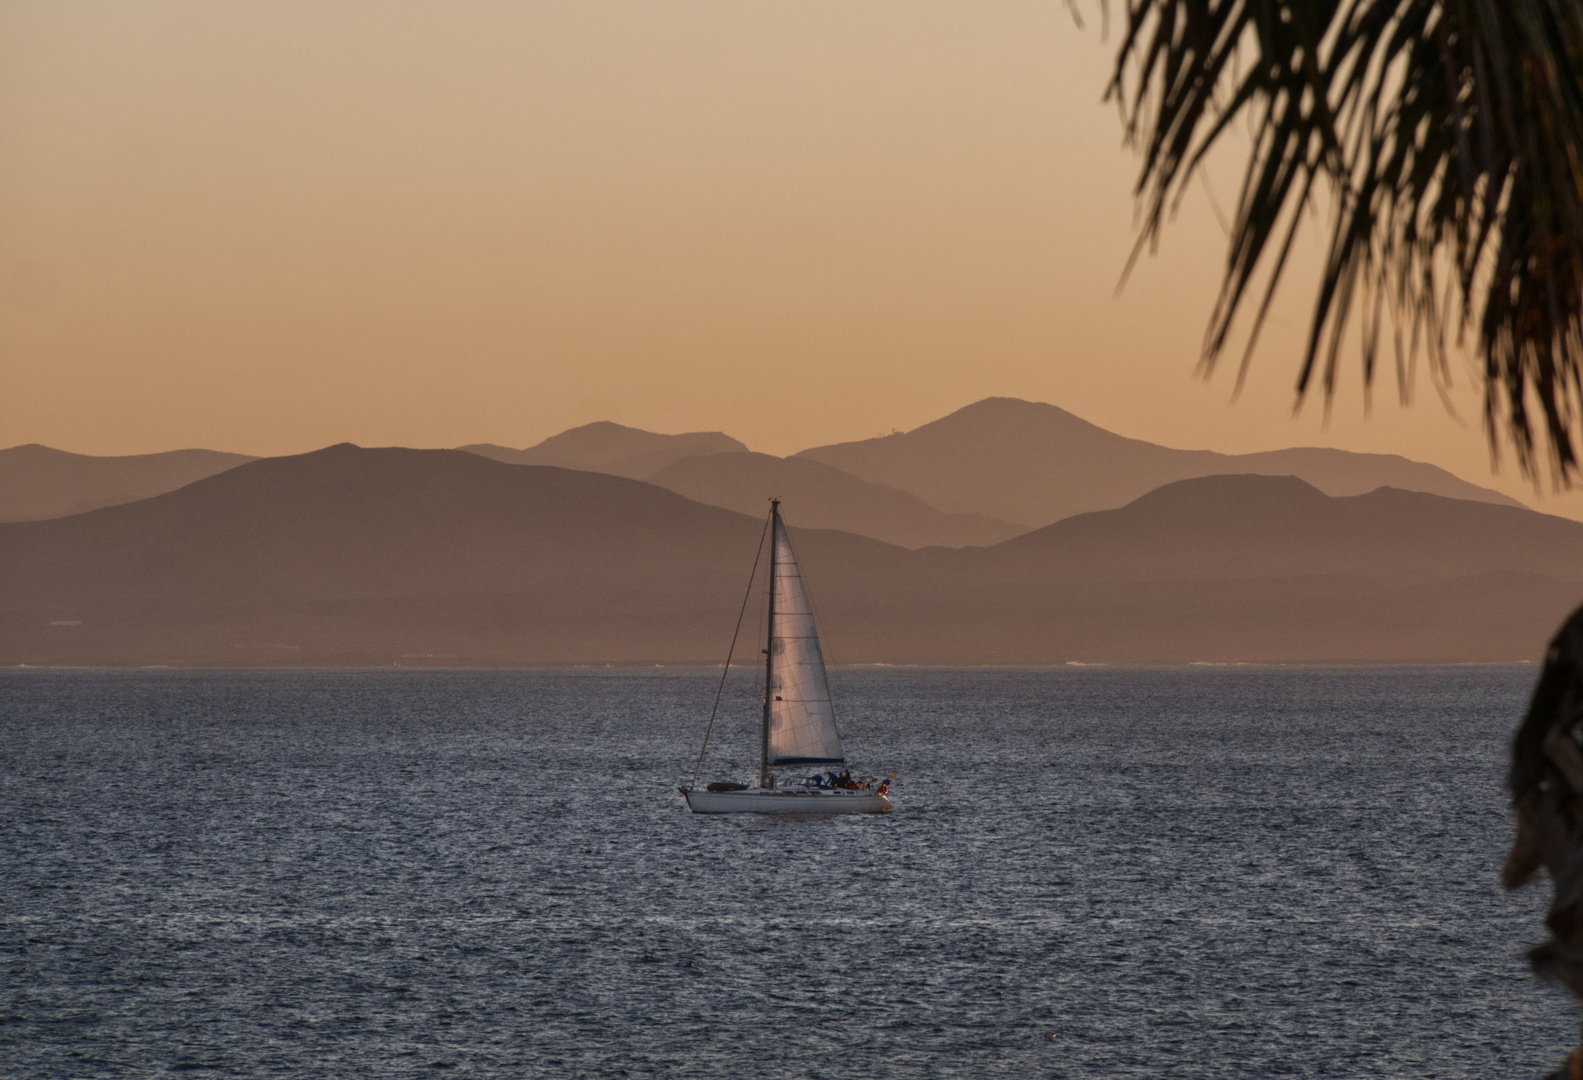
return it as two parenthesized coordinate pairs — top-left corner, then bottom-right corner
(2, 1), (1576, 515)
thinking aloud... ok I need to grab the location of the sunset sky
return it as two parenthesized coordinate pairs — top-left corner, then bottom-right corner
(3, 1), (1575, 515)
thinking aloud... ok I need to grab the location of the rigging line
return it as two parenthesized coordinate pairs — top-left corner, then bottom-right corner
(691, 510), (772, 789)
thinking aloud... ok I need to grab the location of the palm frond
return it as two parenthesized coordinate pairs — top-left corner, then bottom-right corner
(1110, 0), (1583, 481)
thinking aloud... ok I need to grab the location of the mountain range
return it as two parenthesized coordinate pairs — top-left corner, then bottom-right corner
(0, 444), (257, 523)
(2, 444), (1577, 666)
(459, 421), (747, 479)
(647, 451), (1022, 548)
(0, 399), (1525, 550)
(0, 446), (887, 665)
(796, 398), (1520, 527)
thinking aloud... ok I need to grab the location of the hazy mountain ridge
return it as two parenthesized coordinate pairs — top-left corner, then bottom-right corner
(796, 397), (1522, 527)
(0, 444), (256, 523)
(647, 452), (1022, 549)
(460, 399), (1523, 550)
(952, 474), (1583, 583)
(1, 447), (1576, 665)
(0, 445), (902, 665)
(460, 421), (747, 480)
(464, 421), (1025, 548)
(3, 396), (1524, 557)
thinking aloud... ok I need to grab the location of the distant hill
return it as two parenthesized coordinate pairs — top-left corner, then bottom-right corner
(455, 404), (1527, 551)
(0, 447), (1578, 665)
(852, 474), (1583, 664)
(0, 445), (897, 666)
(949, 474), (1583, 583)
(465, 421), (1024, 548)
(647, 452), (1022, 549)
(461, 421), (747, 479)
(796, 397), (1522, 527)
(0, 444), (256, 522)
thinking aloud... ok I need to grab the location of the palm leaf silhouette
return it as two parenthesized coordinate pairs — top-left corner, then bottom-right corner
(1110, 0), (1583, 482)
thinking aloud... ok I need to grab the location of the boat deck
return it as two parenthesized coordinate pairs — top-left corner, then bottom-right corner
(680, 786), (893, 815)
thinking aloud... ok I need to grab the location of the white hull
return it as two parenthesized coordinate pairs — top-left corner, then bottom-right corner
(680, 787), (892, 815)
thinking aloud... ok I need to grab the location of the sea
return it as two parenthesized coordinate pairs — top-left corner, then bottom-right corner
(1, 665), (1575, 1078)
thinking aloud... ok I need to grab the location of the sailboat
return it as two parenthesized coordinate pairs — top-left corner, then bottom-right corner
(679, 499), (893, 814)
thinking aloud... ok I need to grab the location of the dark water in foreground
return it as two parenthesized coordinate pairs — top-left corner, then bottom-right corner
(0, 666), (1573, 1078)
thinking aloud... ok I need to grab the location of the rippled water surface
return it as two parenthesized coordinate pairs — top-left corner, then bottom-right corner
(1, 666), (1574, 1077)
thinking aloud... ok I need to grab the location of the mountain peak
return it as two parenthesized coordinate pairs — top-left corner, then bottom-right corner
(527, 421), (744, 460)
(461, 422), (747, 481)
(1124, 472), (1328, 509)
(985, 469), (1583, 595)
(940, 396), (1087, 421)
(797, 397), (1517, 526)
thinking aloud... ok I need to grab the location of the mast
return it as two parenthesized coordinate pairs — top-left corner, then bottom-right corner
(761, 498), (779, 788)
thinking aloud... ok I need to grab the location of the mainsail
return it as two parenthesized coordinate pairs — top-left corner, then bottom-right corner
(766, 516), (845, 764)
